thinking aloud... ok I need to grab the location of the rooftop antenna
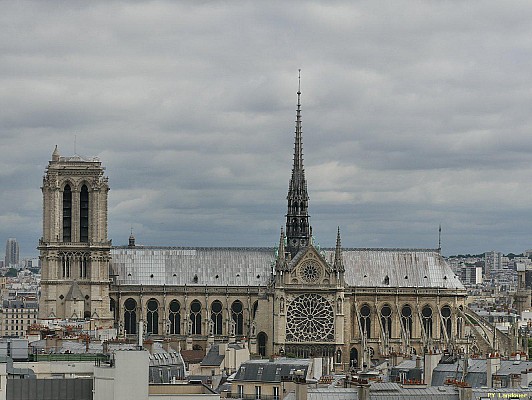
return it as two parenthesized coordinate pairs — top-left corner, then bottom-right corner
(74, 134), (77, 155)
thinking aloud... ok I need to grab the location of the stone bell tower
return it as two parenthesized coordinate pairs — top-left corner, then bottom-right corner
(38, 146), (113, 327)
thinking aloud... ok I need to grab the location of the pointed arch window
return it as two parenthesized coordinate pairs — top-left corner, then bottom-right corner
(380, 305), (392, 338)
(169, 300), (180, 334)
(62, 185), (72, 242)
(146, 299), (159, 334)
(61, 254), (71, 278)
(190, 300), (202, 335)
(360, 304), (371, 338)
(80, 185), (89, 242)
(211, 300), (223, 335)
(422, 305), (433, 338)
(401, 305), (413, 339)
(440, 305), (452, 338)
(231, 300), (244, 335)
(257, 332), (267, 357)
(124, 298), (137, 335)
(80, 255), (89, 279)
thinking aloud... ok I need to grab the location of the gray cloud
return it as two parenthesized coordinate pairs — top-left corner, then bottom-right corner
(2, 1), (532, 257)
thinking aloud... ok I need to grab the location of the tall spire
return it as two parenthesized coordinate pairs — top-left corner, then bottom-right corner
(438, 224), (442, 252)
(286, 70), (310, 258)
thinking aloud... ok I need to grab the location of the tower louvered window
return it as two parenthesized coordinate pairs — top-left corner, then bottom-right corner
(80, 185), (89, 242)
(62, 185), (72, 242)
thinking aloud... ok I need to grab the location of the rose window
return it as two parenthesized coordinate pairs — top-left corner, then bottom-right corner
(286, 294), (334, 342)
(299, 261), (321, 283)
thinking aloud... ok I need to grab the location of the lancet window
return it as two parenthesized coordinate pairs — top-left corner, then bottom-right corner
(124, 298), (137, 335)
(211, 300), (223, 335)
(422, 305), (433, 338)
(380, 305), (392, 338)
(168, 300), (180, 334)
(62, 185), (72, 242)
(360, 304), (371, 338)
(231, 300), (244, 335)
(146, 299), (159, 334)
(190, 300), (202, 335)
(401, 305), (413, 338)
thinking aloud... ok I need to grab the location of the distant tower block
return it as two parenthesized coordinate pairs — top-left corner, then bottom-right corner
(38, 146), (113, 327)
(5, 238), (20, 267)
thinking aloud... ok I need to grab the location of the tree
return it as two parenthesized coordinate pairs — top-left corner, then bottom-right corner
(4, 268), (18, 277)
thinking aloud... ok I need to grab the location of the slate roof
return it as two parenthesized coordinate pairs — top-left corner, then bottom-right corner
(200, 344), (225, 367)
(111, 246), (464, 290)
(431, 359), (532, 388)
(233, 358), (311, 383)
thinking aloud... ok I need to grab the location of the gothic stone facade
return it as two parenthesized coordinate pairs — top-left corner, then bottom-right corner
(39, 147), (113, 326)
(39, 89), (472, 370)
(109, 244), (468, 370)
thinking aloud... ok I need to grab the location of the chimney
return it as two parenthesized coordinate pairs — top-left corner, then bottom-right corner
(458, 385), (472, 400)
(521, 368), (532, 388)
(487, 353), (501, 388)
(423, 350), (442, 386)
(138, 320), (144, 349)
(356, 380), (370, 400)
(294, 370), (307, 400)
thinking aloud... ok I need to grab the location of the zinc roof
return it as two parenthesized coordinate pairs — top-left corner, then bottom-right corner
(110, 246), (464, 290)
(336, 249), (463, 289)
(111, 247), (274, 287)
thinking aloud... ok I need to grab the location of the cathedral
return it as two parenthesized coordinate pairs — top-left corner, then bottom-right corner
(39, 83), (487, 371)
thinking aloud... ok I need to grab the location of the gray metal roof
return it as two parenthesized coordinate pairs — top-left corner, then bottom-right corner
(110, 246), (464, 290)
(336, 249), (463, 289)
(391, 359), (418, 370)
(111, 247), (274, 287)
(286, 385), (460, 400)
(306, 388), (358, 400)
(431, 359), (486, 387)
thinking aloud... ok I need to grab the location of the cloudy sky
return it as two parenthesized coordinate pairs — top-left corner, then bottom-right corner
(2, 1), (532, 258)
